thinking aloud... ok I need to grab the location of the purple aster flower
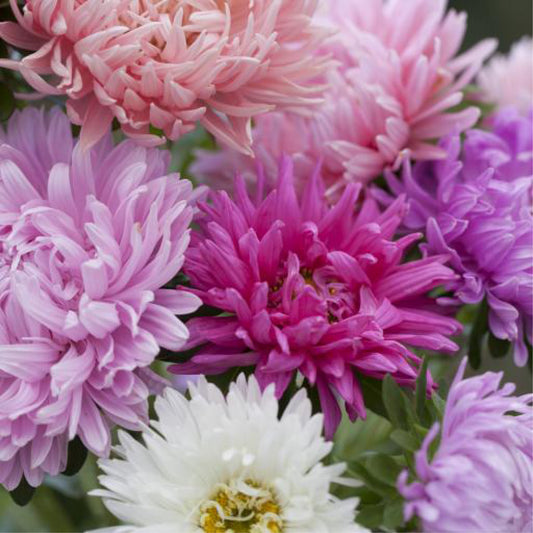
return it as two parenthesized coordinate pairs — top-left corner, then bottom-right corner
(462, 108), (533, 184)
(398, 357), (533, 532)
(383, 108), (533, 366)
(0, 108), (201, 490)
(171, 157), (461, 437)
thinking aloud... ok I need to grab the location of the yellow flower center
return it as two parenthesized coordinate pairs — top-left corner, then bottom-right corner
(199, 479), (283, 533)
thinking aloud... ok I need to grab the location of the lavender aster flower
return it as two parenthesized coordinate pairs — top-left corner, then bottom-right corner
(462, 108), (533, 184)
(0, 108), (200, 490)
(384, 108), (533, 365)
(398, 358), (533, 532)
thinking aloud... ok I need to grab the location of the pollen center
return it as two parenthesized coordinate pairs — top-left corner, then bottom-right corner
(199, 479), (283, 533)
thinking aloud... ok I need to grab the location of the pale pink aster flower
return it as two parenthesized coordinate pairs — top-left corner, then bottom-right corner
(398, 358), (533, 532)
(0, 107), (201, 490)
(478, 38), (533, 114)
(192, 0), (497, 192)
(0, 0), (328, 153)
(171, 157), (462, 438)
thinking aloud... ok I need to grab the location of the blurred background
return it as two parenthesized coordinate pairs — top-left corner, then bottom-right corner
(450, 0), (532, 51)
(0, 1), (532, 531)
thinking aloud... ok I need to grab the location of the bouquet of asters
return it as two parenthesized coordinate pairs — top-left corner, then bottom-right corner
(0, 1), (531, 532)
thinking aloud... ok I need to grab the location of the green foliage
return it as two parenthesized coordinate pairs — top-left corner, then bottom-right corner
(338, 356), (449, 531)
(488, 332), (511, 358)
(1, 456), (119, 532)
(0, 82), (15, 121)
(469, 298), (489, 369)
(9, 479), (35, 507)
(64, 438), (89, 477)
(168, 125), (216, 179)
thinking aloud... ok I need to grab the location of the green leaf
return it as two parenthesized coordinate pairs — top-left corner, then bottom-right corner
(346, 461), (396, 498)
(0, 82), (15, 121)
(333, 410), (392, 461)
(358, 375), (388, 419)
(345, 485), (382, 505)
(488, 332), (510, 358)
(468, 299), (488, 369)
(356, 503), (386, 529)
(63, 437), (88, 476)
(148, 124), (164, 137)
(9, 477), (35, 507)
(365, 454), (402, 486)
(382, 374), (411, 429)
(415, 356), (432, 426)
(383, 499), (405, 530)
(390, 429), (419, 453)
(430, 392), (446, 420)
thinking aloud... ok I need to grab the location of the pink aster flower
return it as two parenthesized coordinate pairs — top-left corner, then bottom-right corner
(478, 38), (533, 114)
(398, 358), (533, 532)
(0, 0), (328, 153)
(191, 0), (496, 192)
(0, 107), (201, 490)
(171, 157), (462, 437)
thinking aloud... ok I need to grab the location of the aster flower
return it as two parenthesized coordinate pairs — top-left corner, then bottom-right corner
(91, 374), (367, 533)
(0, 107), (200, 490)
(191, 0), (496, 192)
(0, 0), (328, 153)
(383, 110), (533, 365)
(478, 38), (533, 114)
(172, 157), (461, 437)
(398, 357), (533, 532)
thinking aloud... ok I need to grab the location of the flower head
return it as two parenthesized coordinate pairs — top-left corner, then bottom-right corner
(173, 157), (461, 437)
(0, 107), (200, 489)
(478, 38), (533, 114)
(0, 0), (328, 152)
(92, 374), (367, 533)
(383, 110), (533, 365)
(191, 0), (496, 192)
(398, 358), (533, 532)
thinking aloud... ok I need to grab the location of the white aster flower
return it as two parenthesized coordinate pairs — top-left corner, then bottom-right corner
(90, 375), (367, 533)
(478, 37), (533, 113)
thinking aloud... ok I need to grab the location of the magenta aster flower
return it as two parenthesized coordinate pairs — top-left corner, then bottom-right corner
(171, 157), (461, 437)
(383, 109), (533, 365)
(191, 0), (496, 192)
(0, 107), (200, 490)
(0, 0), (328, 152)
(398, 358), (533, 532)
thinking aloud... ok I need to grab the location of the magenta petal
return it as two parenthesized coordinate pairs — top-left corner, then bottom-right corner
(317, 378), (342, 440)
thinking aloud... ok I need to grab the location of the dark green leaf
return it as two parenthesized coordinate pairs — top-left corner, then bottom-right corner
(382, 374), (410, 429)
(148, 124), (164, 137)
(359, 375), (388, 419)
(431, 393), (446, 420)
(468, 299), (488, 369)
(346, 461), (396, 497)
(390, 429), (419, 453)
(345, 485), (382, 505)
(365, 454), (402, 486)
(64, 437), (88, 476)
(333, 411), (392, 461)
(0, 82), (15, 121)
(488, 332), (510, 358)
(383, 499), (405, 529)
(415, 356), (431, 426)
(9, 477), (35, 506)
(356, 503), (386, 529)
